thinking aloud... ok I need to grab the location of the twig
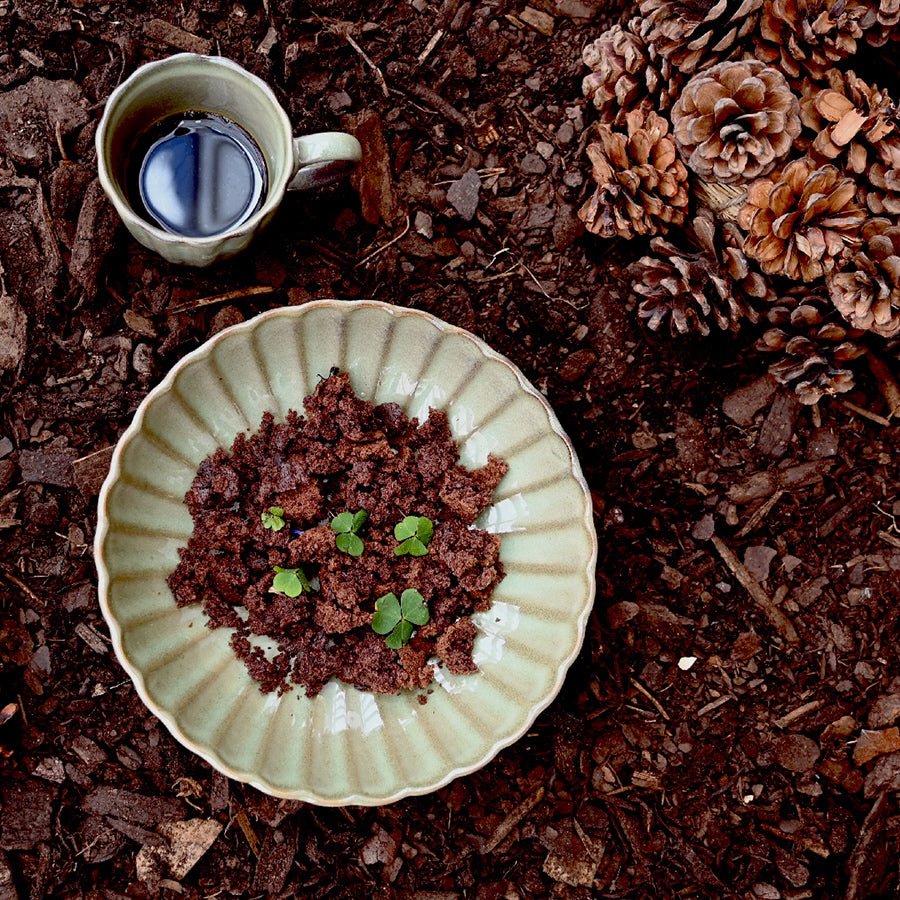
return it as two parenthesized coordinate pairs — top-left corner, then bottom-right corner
(513, 100), (557, 146)
(711, 536), (800, 644)
(736, 488), (785, 538)
(841, 399), (891, 427)
(878, 529), (900, 550)
(343, 31), (389, 98)
(630, 677), (669, 720)
(167, 285), (275, 314)
(406, 82), (468, 128)
(1, 569), (40, 603)
(773, 698), (827, 729)
(696, 695), (733, 718)
(482, 786), (545, 853)
(354, 215), (410, 267)
(417, 28), (444, 64)
(865, 348), (900, 417)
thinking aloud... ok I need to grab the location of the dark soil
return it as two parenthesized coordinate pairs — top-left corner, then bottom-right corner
(2, 1), (900, 899)
(168, 370), (506, 697)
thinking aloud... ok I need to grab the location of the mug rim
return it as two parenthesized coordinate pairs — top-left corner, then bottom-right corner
(96, 52), (294, 249)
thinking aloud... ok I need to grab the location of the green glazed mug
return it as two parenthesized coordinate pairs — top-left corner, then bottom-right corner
(96, 53), (362, 266)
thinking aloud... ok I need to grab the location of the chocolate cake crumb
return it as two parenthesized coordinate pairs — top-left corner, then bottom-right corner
(167, 371), (508, 697)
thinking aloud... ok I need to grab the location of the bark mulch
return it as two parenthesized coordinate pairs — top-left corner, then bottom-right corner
(2, 1), (900, 898)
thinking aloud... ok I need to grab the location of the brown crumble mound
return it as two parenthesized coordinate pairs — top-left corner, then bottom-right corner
(167, 370), (508, 697)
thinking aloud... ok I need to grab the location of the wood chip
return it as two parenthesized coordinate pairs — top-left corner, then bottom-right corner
(757, 390), (801, 457)
(543, 848), (596, 886)
(73, 446), (114, 498)
(520, 6), (554, 35)
(142, 18), (212, 54)
(81, 786), (186, 827)
(482, 786), (545, 853)
(74, 622), (109, 655)
(853, 727), (900, 766)
(234, 807), (261, 857)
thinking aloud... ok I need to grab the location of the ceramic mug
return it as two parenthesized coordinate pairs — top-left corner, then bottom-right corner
(96, 53), (362, 266)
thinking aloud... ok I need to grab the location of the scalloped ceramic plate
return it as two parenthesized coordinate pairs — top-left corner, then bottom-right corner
(95, 300), (597, 805)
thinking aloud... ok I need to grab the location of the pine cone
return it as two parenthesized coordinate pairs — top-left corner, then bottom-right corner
(797, 69), (900, 215)
(799, 69), (896, 170)
(755, 288), (865, 403)
(755, 0), (869, 81)
(579, 109), (690, 240)
(826, 216), (900, 336)
(862, 0), (900, 46)
(629, 216), (764, 336)
(582, 18), (683, 126)
(671, 60), (801, 184)
(737, 157), (866, 281)
(640, 0), (762, 75)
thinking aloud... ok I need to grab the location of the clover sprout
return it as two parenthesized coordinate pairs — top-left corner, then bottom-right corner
(393, 515), (433, 557)
(270, 566), (310, 598)
(372, 588), (430, 649)
(261, 506), (286, 532)
(330, 509), (368, 557)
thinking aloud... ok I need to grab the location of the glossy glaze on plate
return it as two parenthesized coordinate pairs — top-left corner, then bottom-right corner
(94, 300), (597, 805)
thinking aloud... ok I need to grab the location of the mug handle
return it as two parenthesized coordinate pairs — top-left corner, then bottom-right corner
(287, 132), (362, 191)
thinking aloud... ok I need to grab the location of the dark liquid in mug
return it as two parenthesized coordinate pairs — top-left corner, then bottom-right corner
(126, 112), (268, 238)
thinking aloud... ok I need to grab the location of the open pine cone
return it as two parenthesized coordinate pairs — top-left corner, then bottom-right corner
(628, 214), (765, 336)
(863, 0), (900, 45)
(582, 18), (682, 127)
(797, 69), (900, 214)
(579, 109), (690, 240)
(755, 287), (865, 403)
(639, 0), (762, 75)
(738, 157), (866, 281)
(826, 217), (900, 336)
(671, 60), (801, 184)
(754, 0), (870, 82)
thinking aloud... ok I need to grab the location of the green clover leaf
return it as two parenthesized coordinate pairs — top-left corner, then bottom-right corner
(261, 506), (286, 531)
(400, 588), (430, 626)
(372, 589), (429, 648)
(393, 515), (433, 556)
(331, 509), (368, 556)
(372, 592), (401, 634)
(271, 566), (310, 598)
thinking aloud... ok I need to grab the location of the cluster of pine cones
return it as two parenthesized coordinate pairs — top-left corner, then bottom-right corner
(580, 0), (900, 405)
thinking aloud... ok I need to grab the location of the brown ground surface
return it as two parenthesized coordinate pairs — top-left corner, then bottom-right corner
(2, 1), (900, 898)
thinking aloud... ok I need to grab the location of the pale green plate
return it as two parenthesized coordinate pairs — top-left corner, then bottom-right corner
(94, 300), (597, 805)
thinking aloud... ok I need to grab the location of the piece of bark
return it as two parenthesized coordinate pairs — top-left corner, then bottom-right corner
(69, 179), (121, 298)
(18, 448), (77, 487)
(722, 374), (778, 426)
(251, 824), (300, 894)
(73, 446), (114, 498)
(0, 780), (57, 850)
(346, 109), (399, 226)
(81, 786), (186, 826)
(854, 728), (900, 766)
(142, 18), (212, 54)
(0, 294), (27, 374)
(757, 390), (801, 457)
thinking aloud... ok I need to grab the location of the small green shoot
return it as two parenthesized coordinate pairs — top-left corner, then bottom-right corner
(261, 506), (286, 532)
(372, 588), (430, 649)
(270, 566), (310, 598)
(330, 509), (368, 557)
(393, 515), (433, 557)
